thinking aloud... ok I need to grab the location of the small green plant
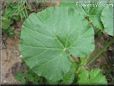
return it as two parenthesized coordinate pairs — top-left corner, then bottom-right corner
(20, 2), (113, 85)
(15, 69), (46, 84)
(2, 0), (29, 37)
(77, 68), (107, 84)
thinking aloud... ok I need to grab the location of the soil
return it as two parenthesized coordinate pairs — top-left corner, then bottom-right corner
(1, 37), (21, 84)
(0, 16), (23, 84)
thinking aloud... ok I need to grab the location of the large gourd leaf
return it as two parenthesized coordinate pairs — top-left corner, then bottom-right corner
(20, 4), (95, 82)
(78, 69), (107, 84)
(101, 5), (113, 36)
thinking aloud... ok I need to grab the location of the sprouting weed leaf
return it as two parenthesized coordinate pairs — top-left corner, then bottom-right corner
(78, 68), (107, 85)
(20, 4), (95, 82)
(15, 72), (26, 84)
(4, 3), (18, 18)
(15, 70), (40, 84)
(2, 17), (12, 29)
(3, 2), (28, 21)
(101, 4), (113, 36)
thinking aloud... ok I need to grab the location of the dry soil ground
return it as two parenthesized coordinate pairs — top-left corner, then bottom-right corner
(1, 37), (21, 84)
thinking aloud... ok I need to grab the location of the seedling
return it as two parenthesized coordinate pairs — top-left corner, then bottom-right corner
(20, 2), (113, 84)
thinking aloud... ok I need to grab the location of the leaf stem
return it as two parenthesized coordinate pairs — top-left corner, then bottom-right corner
(65, 49), (80, 63)
(86, 37), (114, 65)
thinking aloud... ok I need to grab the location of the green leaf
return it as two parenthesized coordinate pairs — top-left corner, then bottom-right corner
(62, 63), (76, 84)
(20, 5), (95, 82)
(84, 4), (104, 30)
(24, 70), (40, 84)
(78, 68), (107, 84)
(101, 4), (113, 36)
